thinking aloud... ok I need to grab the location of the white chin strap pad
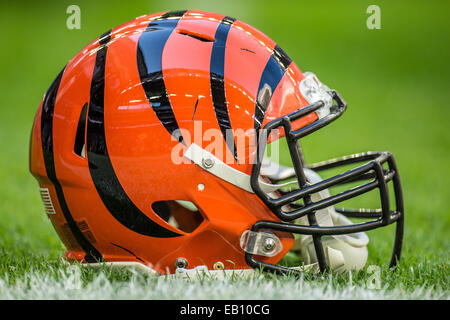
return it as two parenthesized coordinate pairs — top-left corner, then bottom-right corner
(295, 168), (369, 273)
(299, 229), (369, 273)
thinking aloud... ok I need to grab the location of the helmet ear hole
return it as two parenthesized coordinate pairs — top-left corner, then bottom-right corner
(151, 201), (171, 222)
(152, 200), (204, 233)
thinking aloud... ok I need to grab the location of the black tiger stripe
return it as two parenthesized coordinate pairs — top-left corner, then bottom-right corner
(41, 67), (103, 263)
(254, 44), (293, 131)
(210, 16), (239, 163)
(272, 45), (292, 72)
(86, 30), (181, 238)
(137, 11), (187, 144)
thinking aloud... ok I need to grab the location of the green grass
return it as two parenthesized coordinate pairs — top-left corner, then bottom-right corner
(0, 0), (449, 299)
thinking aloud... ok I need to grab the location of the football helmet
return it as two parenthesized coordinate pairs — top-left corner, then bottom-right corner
(29, 10), (404, 275)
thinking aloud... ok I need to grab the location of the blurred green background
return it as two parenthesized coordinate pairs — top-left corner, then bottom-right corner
(0, 0), (448, 272)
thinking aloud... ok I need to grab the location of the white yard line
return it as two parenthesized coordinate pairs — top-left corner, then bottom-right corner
(0, 270), (447, 300)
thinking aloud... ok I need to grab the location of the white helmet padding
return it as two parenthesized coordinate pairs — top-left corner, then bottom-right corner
(293, 168), (369, 272)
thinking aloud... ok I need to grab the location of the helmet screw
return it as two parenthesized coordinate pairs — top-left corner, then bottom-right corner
(263, 238), (276, 252)
(201, 157), (215, 169)
(174, 257), (188, 269)
(213, 261), (224, 270)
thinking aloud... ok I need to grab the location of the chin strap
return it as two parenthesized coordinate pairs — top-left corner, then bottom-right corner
(183, 143), (298, 194)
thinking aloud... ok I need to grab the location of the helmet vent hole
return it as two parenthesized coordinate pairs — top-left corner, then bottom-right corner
(74, 103), (88, 158)
(176, 28), (215, 42)
(152, 200), (204, 233)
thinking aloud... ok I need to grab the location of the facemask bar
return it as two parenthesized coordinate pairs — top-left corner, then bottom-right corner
(248, 90), (404, 274)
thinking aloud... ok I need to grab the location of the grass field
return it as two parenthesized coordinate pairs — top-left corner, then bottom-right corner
(0, 0), (448, 299)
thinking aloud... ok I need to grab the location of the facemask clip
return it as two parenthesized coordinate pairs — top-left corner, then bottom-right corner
(240, 230), (283, 257)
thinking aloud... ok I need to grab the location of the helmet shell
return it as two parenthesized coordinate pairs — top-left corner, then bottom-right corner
(29, 10), (319, 273)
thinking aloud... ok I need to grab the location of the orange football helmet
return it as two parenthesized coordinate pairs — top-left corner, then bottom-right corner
(29, 10), (404, 275)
